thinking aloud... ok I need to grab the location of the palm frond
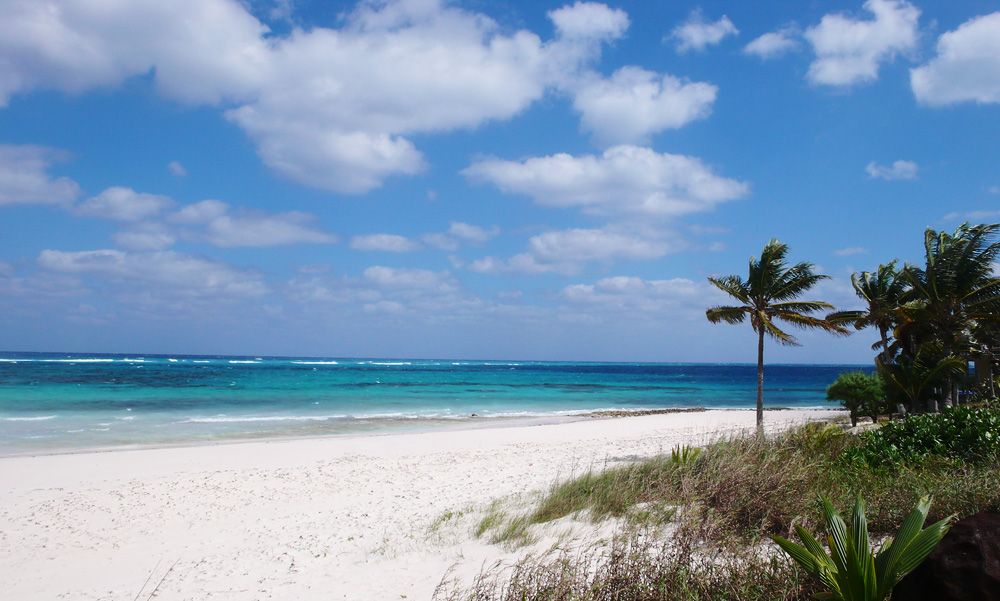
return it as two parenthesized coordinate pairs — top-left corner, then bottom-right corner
(706, 306), (749, 325)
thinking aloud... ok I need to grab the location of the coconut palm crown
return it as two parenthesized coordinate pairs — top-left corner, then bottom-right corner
(707, 239), (848, 427)
(827, 261), (909, 365)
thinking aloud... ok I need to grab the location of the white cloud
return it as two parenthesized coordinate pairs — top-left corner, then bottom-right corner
(0, 144), (80, 206)
(571, 66), (717, 146)
(835, 246), (869, 256)
(167, 198), (336, 247)
(910, 12), (1000, 106)
(362, 266), (456, 292)
(112, 224), (177, 251)
(463, 145), (748, 218)
(548, 2), (629, 42)
(560, 275), (717, 316)
(223, 0), (555, 193)
(423, 222), (500, 251)
(468, 227), (675, 275)
(0, 0), (268, 107)
(0, 0), (630, 194)
(350, 234), (422, 252)
(449, 222), (500, 243)
(0, 1), (722, 195)
(167, 161), (188, 177)
(743, 26), (800, 60)
(201, 211), (336, 248)
(804, 0), (920, 86)
(37, 249), (268, 298)
(669, 11), (738, 53)
(171, 199), (230, 224)
(75, 187), (173, 221)
(866, 159), (918, 180)
(943, 209), (1000, 221)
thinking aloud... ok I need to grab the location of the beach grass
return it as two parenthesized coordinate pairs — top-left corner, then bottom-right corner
(444, 415), (1000, 600)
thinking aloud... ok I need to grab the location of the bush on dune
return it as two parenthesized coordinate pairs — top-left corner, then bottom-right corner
(445, 412), (1000, 601)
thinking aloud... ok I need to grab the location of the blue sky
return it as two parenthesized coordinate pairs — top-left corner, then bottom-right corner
(1, 0), (998, 362)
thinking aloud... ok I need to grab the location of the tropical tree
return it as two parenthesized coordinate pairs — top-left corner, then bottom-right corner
(828, 261), (908, 365)
(826, 371), (885, 427)
(901, 223), (1000, 406)
(878, 341), (967, 413)
(707, 239), (848, 428)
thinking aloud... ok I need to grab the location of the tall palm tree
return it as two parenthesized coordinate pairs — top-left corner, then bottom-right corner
(902, 223), (1000, 406)
(707, 239), (848, 428)
(827, 261), (909, 365)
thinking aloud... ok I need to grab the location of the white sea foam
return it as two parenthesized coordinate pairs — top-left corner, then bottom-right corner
(40, 358), (114, 363)
(193, 360), (210, 363)
(117, 416), (134, 421)
(369, 362), (411, 366)
(229, 360), (260, 364)
(168, 358), (178, 362)
(181, 414), (348, 424)
(291, 361), (339, 365)
(3, 415), (57, 421)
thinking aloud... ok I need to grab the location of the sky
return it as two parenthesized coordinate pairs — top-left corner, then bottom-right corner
(0, 0), (999, 363)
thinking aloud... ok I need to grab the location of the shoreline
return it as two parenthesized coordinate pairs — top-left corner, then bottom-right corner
(0, 409), (844, 600)
(0, 406), (836, 459)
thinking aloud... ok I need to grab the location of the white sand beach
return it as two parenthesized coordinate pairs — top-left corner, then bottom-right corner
(0, 409), (843, 600)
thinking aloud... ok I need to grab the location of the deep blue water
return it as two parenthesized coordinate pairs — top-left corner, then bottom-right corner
(0, 352), (866, 453)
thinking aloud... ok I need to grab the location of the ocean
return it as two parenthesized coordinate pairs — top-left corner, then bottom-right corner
(0, 352), (865, 454)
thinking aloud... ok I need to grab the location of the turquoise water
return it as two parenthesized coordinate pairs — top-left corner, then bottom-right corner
(0, 352), (864, 454)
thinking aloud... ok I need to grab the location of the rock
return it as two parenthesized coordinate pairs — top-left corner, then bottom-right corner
(893, 513), (1000, 601)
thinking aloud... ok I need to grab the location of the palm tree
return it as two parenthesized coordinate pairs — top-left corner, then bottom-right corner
(707, 239), (848, 428)
(878, 341), (966, 412)
(902, 223), (1000, 406)
(827, 261), (908, 365)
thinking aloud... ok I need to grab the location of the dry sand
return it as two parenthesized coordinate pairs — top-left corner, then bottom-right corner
(0, 409), (843, 600)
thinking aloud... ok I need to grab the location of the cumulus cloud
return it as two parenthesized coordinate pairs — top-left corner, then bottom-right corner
(0, 1), (712, 194)
(287, 265), (475, 318)
(468, 227), (675, 275)
(559, 275), (725, 320)
(363, 266), (456, 292)
(423, 222), (500, 250)
(866, 159), (918, 180)
(571, 67), (717, 146)
(669, 11), (738, 53)
(350, 234), (422, 252)
(743, 26), (800, 59)
(463, 145), (748, 218)
(75, 187), (173, 221)
(910, 12), (1000, 106)
(835, 246), (869, 256)
(112, 224), (178, 251)
(0, 0), (268, 106)
(804, 0), (920, 87)
(163, 198), (337, 247)
(549, 2), (629, 41)
(37, 249), (268, 298)
(0, 144), (80, 206)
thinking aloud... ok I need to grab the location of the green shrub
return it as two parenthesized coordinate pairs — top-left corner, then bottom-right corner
(845, 405), (1000, 468)
(826, 371), (885, 427)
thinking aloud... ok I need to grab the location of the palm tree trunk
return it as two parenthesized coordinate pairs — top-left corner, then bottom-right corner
(757, 328), (765, 430)
(879, 328), (890, 365)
